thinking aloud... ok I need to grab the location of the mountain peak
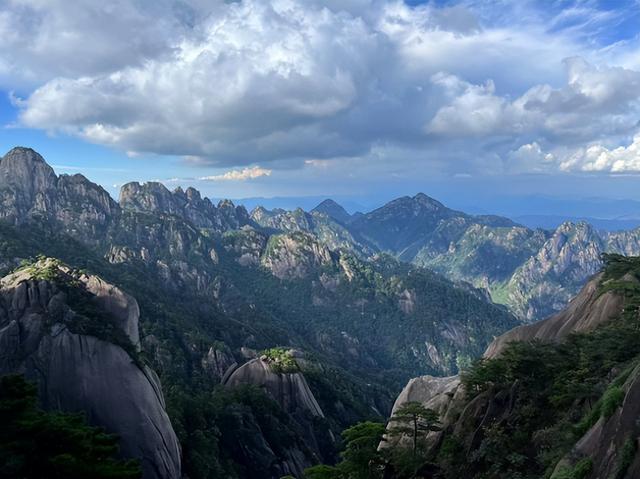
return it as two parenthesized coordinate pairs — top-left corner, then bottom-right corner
(1, 146), (56, 179)
(412, 192), (446, 210)
(0, 147), (58, 218)
(3, 146), (49, 164)
(311, 198), (351, 224)
(119, 181), (172, 207)
(315, 199), (342, 209)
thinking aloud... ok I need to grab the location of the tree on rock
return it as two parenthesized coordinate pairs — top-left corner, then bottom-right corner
(388, 402), (441, 456)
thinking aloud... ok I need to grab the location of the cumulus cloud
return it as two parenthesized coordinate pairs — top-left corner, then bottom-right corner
(4, 0), (640, 176)
(427, 58), (640, 142)
(560, 135), (640, 173)
(0, 0), (220, 89)
(506, 142), (556, 173)
(199, 166), (272, 181)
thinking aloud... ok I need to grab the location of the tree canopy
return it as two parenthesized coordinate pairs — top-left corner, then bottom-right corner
(0, 375), (141, 479)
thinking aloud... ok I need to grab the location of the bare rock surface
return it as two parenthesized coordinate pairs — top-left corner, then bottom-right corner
(484, 272), (626, 358)
(0, 259), (181, 479)
(224, 356), (324, 417)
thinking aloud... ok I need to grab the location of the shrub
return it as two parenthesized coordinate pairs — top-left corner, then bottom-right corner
(261, 347), (299, 374)
(601, 386), (624, 419)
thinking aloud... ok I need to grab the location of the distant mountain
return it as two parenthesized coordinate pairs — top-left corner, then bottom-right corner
(348, 193), (517, 260)
(250, 205), (372, 255)
(515, 214), (640, 232)
(295, 192), (640, 322)
(453, 194), (640, 221)
(311, 198), (353, 224)
(214, 195), (373, 215)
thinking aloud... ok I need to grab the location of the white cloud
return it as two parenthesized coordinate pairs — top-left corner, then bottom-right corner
(560, 135), (640, 173)
(0, 0), (217, 90)
(427, 74), (513, 136)
(427, 58), (640, 142)
(506, 142), (556, 173)
(199, 166), (272, 181)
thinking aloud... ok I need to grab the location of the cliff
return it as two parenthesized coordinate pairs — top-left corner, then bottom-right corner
(385, 255), (640, 479)
(0, 258), (181, 479)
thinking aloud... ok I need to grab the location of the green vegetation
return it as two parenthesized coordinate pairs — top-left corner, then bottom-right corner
(167, 384), (312, 479)
(552, 458), (593, 479)
(261, 347), (300, 373)
(601, 386), (625, 418)
(14, 255), (63, 280)
(304, 404), (442, 479)
(387, 402), (441, 457)
(422, 253), (640, 479)
(303, 421), (387, 479)
(615, 438), (636, 479)
(0, 375), (141, 479)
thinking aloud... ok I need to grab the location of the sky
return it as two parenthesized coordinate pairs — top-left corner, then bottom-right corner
(2, 0), (640, 215)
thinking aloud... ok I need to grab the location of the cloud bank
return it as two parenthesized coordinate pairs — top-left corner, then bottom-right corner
(3, 0), (640, 176)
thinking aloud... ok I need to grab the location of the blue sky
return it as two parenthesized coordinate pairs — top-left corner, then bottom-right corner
(2, 0), (640, 213)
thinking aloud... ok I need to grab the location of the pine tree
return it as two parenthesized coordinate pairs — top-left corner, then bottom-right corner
(0, 374), (142, 479)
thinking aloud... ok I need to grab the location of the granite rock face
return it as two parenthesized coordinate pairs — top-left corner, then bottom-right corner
(119, 181), (250, 232)
(223, 354), (329, 477)
(382, 375), (461, 450)
(261, 231), (334, 279)
(0, 259), (181, 479)
(484, 272), (627, 358)
(0, 147), (58, 222)
(0, 147), (118, 242)
(558, 362), (640, 479)
(224, 356), (324, 418)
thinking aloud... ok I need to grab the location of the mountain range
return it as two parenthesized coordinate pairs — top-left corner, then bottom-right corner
(250, 191), (640, 322)
(3, 146), (640, 478)
(0, 147), (518, 478)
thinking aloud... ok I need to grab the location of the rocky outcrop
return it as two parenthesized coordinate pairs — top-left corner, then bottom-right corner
(223, 352), (328, 477)
(503, 222), (605, 320)
(0, 146), (58, 222)
(484, 272), (626, 358)
(383, 375), (461, 450)
(0, 147), (119, 242)
(119, 181), (250, 232)
(224, 355), (324, 418)
(0, 259), (181, 479)
(222, 227), (268, 266)
(201, 342), (237, 381)
(251, 207), (312, 232)
(262, 231), (333, 279)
